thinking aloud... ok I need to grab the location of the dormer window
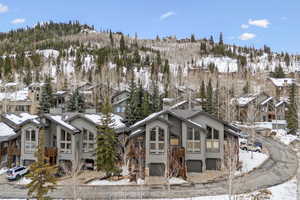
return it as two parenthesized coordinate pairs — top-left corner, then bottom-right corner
(25, 129), (37, 153)
(150, 126), (165, 154)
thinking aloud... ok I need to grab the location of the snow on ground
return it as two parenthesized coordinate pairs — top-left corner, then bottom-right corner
(88, 178), (132, 185)
(157, 178), (296, 200)
(273, 129), (297, 145)
(0, 168), (7, 175)
(16, 177), (31, 185)
(237, 150), (268, 175)
(37, 49), (59, 58)
(168, 177), (187, 185)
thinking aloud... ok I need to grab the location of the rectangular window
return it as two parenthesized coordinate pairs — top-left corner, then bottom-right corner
(150, 127), (165, 154)
(24, 129), (37, 153)
(206, 126), (220, 152)
(82, 128), (95, 153)
(187, 127), (201, 152)
(60, 129), (72, 153)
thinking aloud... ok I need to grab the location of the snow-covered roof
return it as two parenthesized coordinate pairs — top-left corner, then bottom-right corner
(170, 100), (188, 109)
(29, 82), (46, 87)
(4, 82), (18, 87)
(272, 120), (287, 125)
(234, 94), (258, 106)
(275, 101), (286, 107)
(130, 110), (166, 130)
(3, 113), (39, 125)
(54, 90), (68, 95)
(0, 122), (16, 137)
(129, 128), (145, 138)
(260, 97), (273, 106)
(84, 113), (126, 129)
(112, 97), (129, 105)
(0, 88), (30, 101)
(49, 115), (79, 133)
(187, 120), (203, 128)
(269, 78), (296, 87)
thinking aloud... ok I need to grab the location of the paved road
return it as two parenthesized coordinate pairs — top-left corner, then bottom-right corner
(0, 136), (298, 199)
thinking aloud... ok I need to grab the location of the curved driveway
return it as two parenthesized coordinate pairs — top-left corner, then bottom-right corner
(0, 136), (298, 199)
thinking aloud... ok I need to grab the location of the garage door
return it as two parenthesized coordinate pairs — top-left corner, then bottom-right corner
(206, 158), (221, 170)
(187, 160), (202, 173)
(149, 163), (165, 176)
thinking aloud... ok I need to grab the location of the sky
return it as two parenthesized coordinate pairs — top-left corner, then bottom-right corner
(0, 0), (299, 53)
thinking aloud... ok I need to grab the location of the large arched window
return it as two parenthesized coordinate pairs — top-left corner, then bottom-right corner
(149, 126), (165, 154)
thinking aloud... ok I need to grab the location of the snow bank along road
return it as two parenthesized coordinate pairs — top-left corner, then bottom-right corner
(0, 135), (298, 199)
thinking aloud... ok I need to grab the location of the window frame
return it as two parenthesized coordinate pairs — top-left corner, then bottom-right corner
(206, 126), (220, 152)
(24, 128), (37, 153)
(187, 127), (201, 153)
(149, 126), (165, 154)
(60, 129), (72, 154)
(82, 128), (95, 153)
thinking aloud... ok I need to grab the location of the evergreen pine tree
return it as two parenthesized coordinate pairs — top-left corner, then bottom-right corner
(200, 80), (207, 111)
(191, 34), (196, 42)
(109, 30), (114, 47)
(206, 79), (213, 114)
(39, 76), (53, 114)
(219, 32), (224, 45)
(120, 34), (126, 54)
(96, 97), (120, 177)
(243, 81), (250, 94)
(125, 73), (138, 125)
(26, 128), (57, 199)
(142, 92), (151, 118)
(67, 88), (85, 112)
(151, 80), (161, 113)
(213, 80), (220, 117)
(287, 83), (298, 129)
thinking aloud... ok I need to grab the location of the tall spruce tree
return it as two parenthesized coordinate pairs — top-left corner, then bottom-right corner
(26, 128), (57, 199)
(219, 32), (224, 45)
(39, 76), (53, 114)
(287, 83), (298, 129)
(243, 81), (250, 94)
(109, 30), (114, 47)
(213, 80), (220, 117)
(206, 79), (213, 114)
(120, 34), (126, 54)
(125, 73), (138, 125)
(151, 80), (161, 113)
(96, 97), (120, 177)
(200, 80), (207, 111)
(67, 88), (85, 112)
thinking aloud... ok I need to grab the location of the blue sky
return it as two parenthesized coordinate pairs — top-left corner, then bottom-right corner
(0, 0), (299, 53)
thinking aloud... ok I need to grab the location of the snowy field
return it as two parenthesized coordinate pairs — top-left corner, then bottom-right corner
(156, 178), (296, 200)
(237, 150), (268, 175)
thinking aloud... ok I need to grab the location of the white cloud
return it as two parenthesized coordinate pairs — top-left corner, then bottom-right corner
(248, 19), (270, 28)
(241, 24), (249, 29)
(0, 3), (8, 13)
(11, 18), (26, 24)
(239, 33), (256, 41)
(160, 11), (175, 20)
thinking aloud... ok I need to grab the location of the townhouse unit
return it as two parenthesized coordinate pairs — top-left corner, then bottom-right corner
(265, 78), (300, 99)
(111, 90), (129, 118)
(232, 93), (287, 124)
(0, 113), (39, 167)
(126, 108), (240, 177)
(0, 105), (240, 178)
